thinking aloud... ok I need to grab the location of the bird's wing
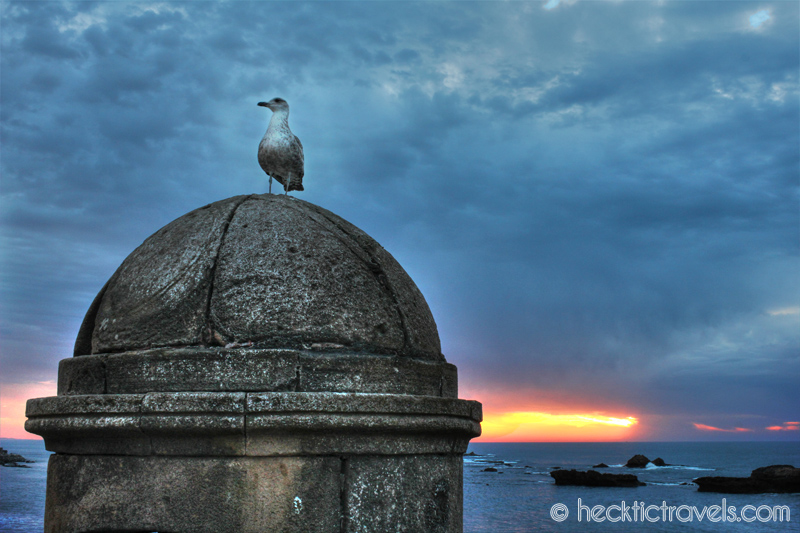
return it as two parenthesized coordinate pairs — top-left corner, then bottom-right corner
(289, 135), (304, 178)
(257, 146), (271, 175)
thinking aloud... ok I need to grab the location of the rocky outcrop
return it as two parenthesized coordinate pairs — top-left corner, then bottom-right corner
(625, 454), (650, 468)
(652, 457), (668, 466)
(695, 465), (800, 494)
(551, 469), (645, 487)
(593, 463), (609, 468)
(0, 447), (33, 467)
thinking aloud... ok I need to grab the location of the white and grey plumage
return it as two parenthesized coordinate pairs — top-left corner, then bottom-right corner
(258, 97), (304, 194)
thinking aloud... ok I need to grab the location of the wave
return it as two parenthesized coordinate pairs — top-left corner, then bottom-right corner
(644, 463), (714, 471)
(600, 463), (713, 471)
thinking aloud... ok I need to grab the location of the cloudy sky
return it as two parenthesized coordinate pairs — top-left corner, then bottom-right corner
(1, 0), (797, 441)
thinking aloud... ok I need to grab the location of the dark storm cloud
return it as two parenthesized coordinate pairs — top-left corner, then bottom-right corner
(1, 1), (796, 439)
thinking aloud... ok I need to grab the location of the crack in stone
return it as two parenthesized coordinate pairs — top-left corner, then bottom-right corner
(203, 195), (254, 346)
(243, 393), (249, 457)
(101, 359), (108, 395)
(339, 456), (350, 533)
(284, 199), (413, 355)
(293, 365), (302, 392)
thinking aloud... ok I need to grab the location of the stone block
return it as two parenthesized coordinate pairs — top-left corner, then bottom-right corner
(344, 454), (463, 533)
(57, 355), (107, 395)
(44, 454), (342, 533)
(61, 348), (458, 396)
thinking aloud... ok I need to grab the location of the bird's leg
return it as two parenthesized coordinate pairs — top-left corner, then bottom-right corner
(285, 175), (291, 195)
(269, 175), (273, 194)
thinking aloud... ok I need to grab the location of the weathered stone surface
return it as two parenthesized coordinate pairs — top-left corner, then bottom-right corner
(83, 196), (244, 355)
(57, 355), (106, 395)
(294, 352), (458, 397)
(551, 469), (645, 487)
(27, 392), (481, 457)
(345, 454), (462, 533)
(58, 348), (458, 396)
(26, 393), (144, 417)
(102, 348), (300, 394)
(74, 194), (443, 360)
(211, 197), (401, 353)
(44, 454), (342, 533)
(695, 465), (800, 494)
(245, 391), (480, 417)
(44, 453), (467, 533)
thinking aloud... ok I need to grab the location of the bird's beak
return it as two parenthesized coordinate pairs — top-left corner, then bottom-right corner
(258, 101), (270, 108)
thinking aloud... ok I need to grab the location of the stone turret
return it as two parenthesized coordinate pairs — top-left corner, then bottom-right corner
(27, 194), (482, 533)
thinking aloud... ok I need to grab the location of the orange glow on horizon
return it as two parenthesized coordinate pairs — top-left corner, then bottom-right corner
(766, 422), (800, 431)
(693, 423), (753, 433)
(0, 381), (56, 439)
(476, 411), (639, 442)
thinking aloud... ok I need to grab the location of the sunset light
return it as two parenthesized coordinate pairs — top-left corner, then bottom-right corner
(693, 423), (753, 433)
(766, 422), (800, 431)
(0, 0), (798, 530)
(0, 381), (55, 440)
(478, 411), (639, 442)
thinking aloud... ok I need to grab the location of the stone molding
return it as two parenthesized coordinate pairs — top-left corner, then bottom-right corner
(26, 391), (482, 456)
(59, 348), (458, 397)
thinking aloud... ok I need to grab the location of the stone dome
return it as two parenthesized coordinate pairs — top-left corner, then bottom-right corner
(74, 194), (442, 361)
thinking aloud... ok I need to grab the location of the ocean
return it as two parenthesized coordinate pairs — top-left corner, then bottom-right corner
(464, 442), (799, 532)
(1, 439), (797, 532)
(0, 439), (49, 533)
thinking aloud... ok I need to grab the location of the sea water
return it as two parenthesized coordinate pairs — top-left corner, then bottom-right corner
(1, 439), (797, 532)
(464, 442), (800, 532)
(0, 439), (49, 533)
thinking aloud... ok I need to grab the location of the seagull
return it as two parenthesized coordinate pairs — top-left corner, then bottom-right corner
(257, 98), (305, 194)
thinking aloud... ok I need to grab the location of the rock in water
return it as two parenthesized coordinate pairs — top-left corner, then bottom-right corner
(0, 447), (34, 467)
(625, 454), (650, 468)
(551, 469), (645, 487)
(257, 97), (304, 194)
(695, 465), (800, 494)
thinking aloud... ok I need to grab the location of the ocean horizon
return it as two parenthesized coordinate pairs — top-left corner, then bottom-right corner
(2, 439), (797, 532)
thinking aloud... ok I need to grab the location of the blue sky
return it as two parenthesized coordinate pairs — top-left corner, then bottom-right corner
(1, 1), (797, 440)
